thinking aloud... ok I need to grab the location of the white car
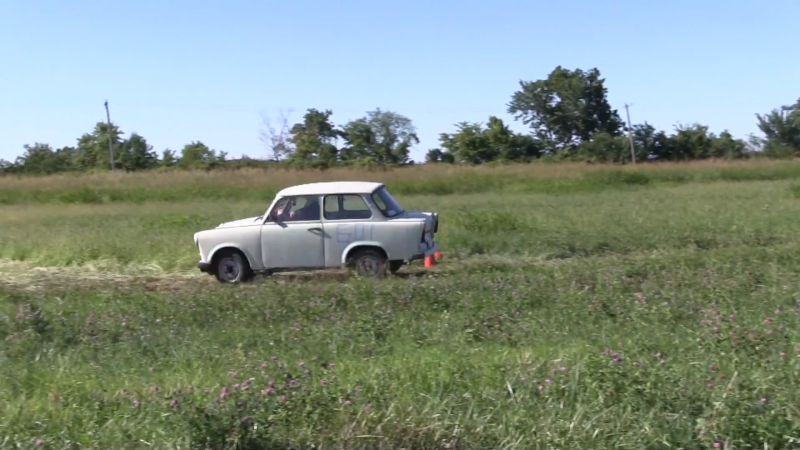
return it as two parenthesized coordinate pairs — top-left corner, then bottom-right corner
(193, 181), (440, 282)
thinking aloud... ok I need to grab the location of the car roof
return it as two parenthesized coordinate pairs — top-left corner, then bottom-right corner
(276, 181), (384, 197)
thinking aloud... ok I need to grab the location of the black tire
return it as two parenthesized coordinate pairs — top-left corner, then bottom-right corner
(213, 249), (254, 283)
(351, 249), (388, 278)
(389, 260), (404, 274)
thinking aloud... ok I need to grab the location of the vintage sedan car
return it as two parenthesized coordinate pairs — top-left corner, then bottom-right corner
(193, 181), (440, 282)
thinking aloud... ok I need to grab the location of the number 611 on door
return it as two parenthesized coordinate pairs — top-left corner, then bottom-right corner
(335, 223), (374, 243)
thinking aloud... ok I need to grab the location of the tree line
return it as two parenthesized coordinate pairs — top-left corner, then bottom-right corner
(2, 66), (799, 175)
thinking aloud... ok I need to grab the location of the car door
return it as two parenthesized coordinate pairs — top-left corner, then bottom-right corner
(260, 195), (325, 269)
(321, 193), (375, 267)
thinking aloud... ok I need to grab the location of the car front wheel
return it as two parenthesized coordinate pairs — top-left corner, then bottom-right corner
(351, 249), (388, 278)
(214, 250), (253, 283)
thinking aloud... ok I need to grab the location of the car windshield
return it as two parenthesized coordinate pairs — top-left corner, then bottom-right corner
(371, 186), (404, 218)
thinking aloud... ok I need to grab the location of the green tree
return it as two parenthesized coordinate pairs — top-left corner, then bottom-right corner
(177, 141), (224, 169)
(756, 98), (800, 157)
(437, 117), (541, 164)
(507, 66), (623, 154)
(15, 143), (58, 174)
(287, 108), (341, 168)
(632, 123), (672, 161)
(710, 130), (748, 159)
(438, 122), (490, 164)
(425, 148), (452, 163)
(573, 132), (630, 163)
(0, 159), (15, 174)
(117, 133), (158, 171)
(341, 108), (419, 165)
(75, 122), (124, 171)
(670, 124), (714, 160)
(161, 149), (177, 167)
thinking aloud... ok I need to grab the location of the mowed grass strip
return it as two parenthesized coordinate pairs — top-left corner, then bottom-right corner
(1, 180), (798, 271)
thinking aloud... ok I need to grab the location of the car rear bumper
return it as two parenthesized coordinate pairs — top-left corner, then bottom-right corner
(410, 242), (439, 262)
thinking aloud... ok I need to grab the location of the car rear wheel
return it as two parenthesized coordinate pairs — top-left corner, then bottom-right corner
(214, 249), (253, 283)
(351, 249), (388, 278)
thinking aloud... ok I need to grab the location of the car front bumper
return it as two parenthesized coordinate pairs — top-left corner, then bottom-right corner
(197, 261), (212, 274)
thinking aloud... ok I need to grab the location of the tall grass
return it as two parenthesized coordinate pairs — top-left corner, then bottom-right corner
(2, 243), (800, 448)
(3, 161), (800, 448)
(2, 159), (800, 204)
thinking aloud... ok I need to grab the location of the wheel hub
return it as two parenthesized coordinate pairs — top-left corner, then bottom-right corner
(357, 256), (379, 275)
(219, 258), (240, 281)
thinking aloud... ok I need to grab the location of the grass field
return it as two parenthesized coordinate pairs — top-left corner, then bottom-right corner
(2, 162), (800, 449)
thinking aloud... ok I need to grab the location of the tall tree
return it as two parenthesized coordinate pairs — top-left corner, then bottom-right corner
(438, 122), (490, 164)
(671, 124), (714, 160)
(118, 133), (158, 171)
(341, 108), (419, 165)
(756, 98), (800, 157)
(75, 122), (124, 171)
(507, 66), (623, 153)
(424, 148), (455, 163)
(161, 149), (177, 167)
(287, 108), (341, 167)
(15, 143), (58, 174)
(632, 123), (672, 161)
(178, 141), (225, 169)
(437, 117), (541, 164)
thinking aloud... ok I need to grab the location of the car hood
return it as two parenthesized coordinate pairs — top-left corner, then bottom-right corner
(216, 216), (262, 229)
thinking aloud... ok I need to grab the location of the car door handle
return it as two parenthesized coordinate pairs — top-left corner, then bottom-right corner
(308, 227), (322, 232)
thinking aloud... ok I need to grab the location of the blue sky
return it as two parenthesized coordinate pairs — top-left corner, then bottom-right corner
(1, 0), (797, 162)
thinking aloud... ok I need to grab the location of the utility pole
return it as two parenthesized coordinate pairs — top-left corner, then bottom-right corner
(624, 103), (636, 164)
(104, 100), (116, 171)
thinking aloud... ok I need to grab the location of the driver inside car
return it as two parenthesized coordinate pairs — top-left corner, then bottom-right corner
(288, 196), (320, 221)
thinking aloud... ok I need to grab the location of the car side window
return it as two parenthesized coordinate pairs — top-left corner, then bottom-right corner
(323, 194), (372, 220)
(269, 195), (321, 222)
